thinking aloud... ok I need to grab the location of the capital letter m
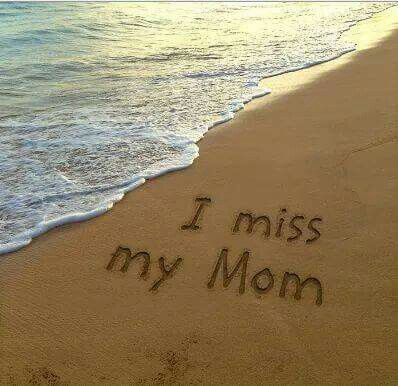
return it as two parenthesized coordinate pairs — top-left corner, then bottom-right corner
(207, 248), (250, 294)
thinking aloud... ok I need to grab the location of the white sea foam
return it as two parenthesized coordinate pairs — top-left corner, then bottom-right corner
(0, 2), (394, 255)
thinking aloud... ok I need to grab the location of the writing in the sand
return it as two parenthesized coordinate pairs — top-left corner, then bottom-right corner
(207, 248), (322, 305)
(106, 246), (182, 292)
(106, 245), (323, 306)
(181, 197), (322, 243)
(106, 196), (323, 306)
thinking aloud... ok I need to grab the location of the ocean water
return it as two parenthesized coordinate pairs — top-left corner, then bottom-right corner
(0, 2), (394, 254)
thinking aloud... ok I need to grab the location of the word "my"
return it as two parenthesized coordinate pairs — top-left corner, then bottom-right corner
(106, 246), (182, 291)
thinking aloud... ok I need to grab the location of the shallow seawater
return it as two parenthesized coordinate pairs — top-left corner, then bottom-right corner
(0, 2), (393, 253)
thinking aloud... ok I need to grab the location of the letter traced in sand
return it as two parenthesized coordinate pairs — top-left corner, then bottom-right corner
(106, 246), (150, 278)
(150, 256), (183, 291)
(306, 217), (322, 243)
(207, 248), (250, 294)
(251, 268), (274, 294)
(275, 208), (287, 238)
(279, 272), (323, 306)
(287, 215), (305, 242)
(233, 212), (271, 238)
(181, 197), (212, 231)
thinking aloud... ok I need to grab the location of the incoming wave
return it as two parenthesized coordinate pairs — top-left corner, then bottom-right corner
(0, 2), (394, 255)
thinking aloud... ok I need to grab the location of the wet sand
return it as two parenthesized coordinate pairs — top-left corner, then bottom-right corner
(1, 9), (397, 385)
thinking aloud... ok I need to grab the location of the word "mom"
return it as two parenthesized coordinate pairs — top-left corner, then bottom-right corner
(208, 248), (323, 306)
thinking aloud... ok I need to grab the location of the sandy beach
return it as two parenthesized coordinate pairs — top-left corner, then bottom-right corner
(1, 8), (397, 385)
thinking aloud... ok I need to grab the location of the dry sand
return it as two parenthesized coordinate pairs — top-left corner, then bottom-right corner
(1, 9), (397, 385)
